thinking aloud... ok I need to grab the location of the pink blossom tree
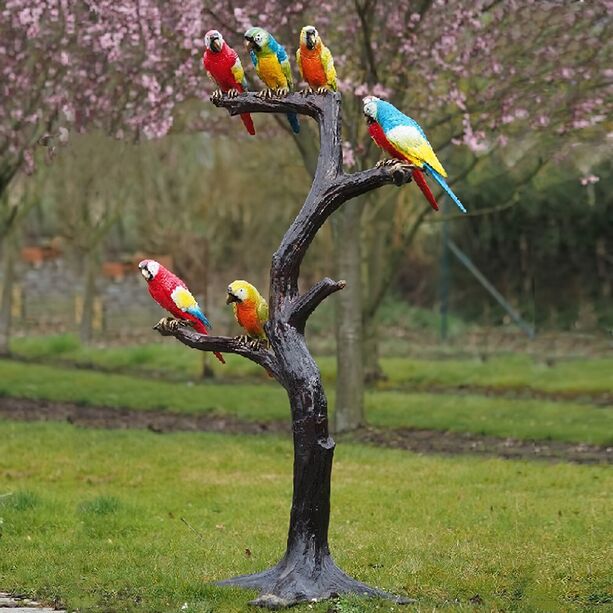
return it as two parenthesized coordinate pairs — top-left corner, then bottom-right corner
(0, 0), (211, 352)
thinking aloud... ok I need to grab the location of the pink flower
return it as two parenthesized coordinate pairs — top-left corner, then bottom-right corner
(580, 175), (599, 186)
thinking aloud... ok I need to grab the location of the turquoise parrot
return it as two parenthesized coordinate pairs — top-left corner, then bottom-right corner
(226, 280), (269, 341)
(202, 29), (255, 135)
(244, 27), (300, 134)
(363, 96), (466, 213)
(296, 26), (337, 93)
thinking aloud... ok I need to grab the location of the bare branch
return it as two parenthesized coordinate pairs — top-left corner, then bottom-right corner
(211, 91), (325, 121)
(288, 278), (346, 332)
(153, 318), (282, 381)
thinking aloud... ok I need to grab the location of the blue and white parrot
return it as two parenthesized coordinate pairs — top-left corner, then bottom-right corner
(363, 96), (466, 213)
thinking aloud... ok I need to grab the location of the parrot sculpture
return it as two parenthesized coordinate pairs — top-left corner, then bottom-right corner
(202, 30), (255, 135)
(226, 280), (269, 345)
(244, 27), (300, 134)
(363, 96), (466, 214)
(296, 25), (337, 94)
(139, 259), (225, 364)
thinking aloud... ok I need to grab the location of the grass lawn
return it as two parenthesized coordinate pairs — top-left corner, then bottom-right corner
(0, 420), (611, 612)
(11, 334), (613, 395)
(1, 360), (612, 445)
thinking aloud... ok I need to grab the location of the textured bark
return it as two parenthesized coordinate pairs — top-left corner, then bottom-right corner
(155, 92), (413, 608)
(333, 203), (365, 432)
(0, 230), (16, 356)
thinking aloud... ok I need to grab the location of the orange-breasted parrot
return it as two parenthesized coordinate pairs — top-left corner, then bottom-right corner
(226, 280), (268, 340)
(296, 25), (337, 93)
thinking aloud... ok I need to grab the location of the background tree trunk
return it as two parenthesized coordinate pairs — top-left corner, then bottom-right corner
(80, 248), (98, 344)
(0, 230), (16, 356)
(333, 202), (365, 432)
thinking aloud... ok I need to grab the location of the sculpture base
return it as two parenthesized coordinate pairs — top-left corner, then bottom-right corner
(216, 553), (414, 609)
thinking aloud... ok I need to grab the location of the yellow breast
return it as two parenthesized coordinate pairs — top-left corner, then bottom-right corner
(257, 55), (286, 88)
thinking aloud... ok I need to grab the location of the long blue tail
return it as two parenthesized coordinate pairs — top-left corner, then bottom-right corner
(287, 112), (300, 134)
(424, 163), (466, 213)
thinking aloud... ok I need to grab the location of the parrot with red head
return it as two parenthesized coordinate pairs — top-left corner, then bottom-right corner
(139, 259), (225, 364)
(203, 29), (255, 135)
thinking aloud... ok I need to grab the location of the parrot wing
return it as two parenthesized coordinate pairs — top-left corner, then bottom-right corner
(385, 125), (448, 178)
(249, 49), (259, 71)
(321, 45), (337, 91)
(256, 299), (269, 325)
(231, 57), (247, 89)
(274, 44), (293, 88)
(171, 286), (212, 330)
(295, 48), (303, 79)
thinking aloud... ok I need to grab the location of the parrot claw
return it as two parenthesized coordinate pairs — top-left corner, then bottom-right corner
(256, 88), (273, 99)
(376, 159), (400, 168)
(316, 87), (328, 95)
(154, 317), (180, 336)
(235, 335), (251, 345)
(248, 338), (269, 351)
(300, 87), (314, 96)
(275, 87), (290, 97)
(227, 88), (240, 98)
(210, 89), (223, 102)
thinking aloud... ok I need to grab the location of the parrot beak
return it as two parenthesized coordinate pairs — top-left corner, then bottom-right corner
(226, 292), (239, 304)
(140, 267), (152, 282)
(306, 31), (317, 50)
(210, 37), (222, 52)
(244, 36), (257, 52)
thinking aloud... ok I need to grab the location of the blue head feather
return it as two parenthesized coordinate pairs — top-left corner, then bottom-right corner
(376, 100), (428, 140)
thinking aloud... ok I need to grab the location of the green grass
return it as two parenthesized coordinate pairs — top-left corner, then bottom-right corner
(0, 421), (611, 612)
(11, 334), (613, 395)
(367, 391), (613, 445)
(1, 360), (612, 445)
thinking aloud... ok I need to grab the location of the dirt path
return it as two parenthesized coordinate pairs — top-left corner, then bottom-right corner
(0, 396), (610, 465)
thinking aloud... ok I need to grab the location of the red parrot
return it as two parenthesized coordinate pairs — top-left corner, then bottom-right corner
(202, 30), (255, 136)
(139, 259), (225, 365)
(367, 119), (439, 212)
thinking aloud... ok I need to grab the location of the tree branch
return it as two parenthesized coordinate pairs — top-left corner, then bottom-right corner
(288, 278), (346, 333)
(211, 92), (325, 122)
(153, 318), (282, 381)
(213, 91), (413, 315)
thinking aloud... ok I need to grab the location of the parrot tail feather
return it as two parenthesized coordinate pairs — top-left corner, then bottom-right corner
(412, 168), (439, 211)
(193, 320), (226, 365)
(423, 164), (466, 213)
(287, 112), (300, 134)
(240, 113), (256, 135)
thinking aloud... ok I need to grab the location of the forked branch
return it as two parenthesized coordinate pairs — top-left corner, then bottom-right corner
(289, 278), (346, 333)
(214, 91), (413, 317)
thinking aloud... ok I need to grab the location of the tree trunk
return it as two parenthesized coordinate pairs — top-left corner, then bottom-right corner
(80, 248), (97, 344)
(156, 92), (415, 608)
(333, 203), (365, 432)
(0, 230), (16, 356)
(363, 318), (385, 383)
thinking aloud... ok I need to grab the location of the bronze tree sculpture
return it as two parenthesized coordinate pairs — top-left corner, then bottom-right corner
(155, 91), (413, 608)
